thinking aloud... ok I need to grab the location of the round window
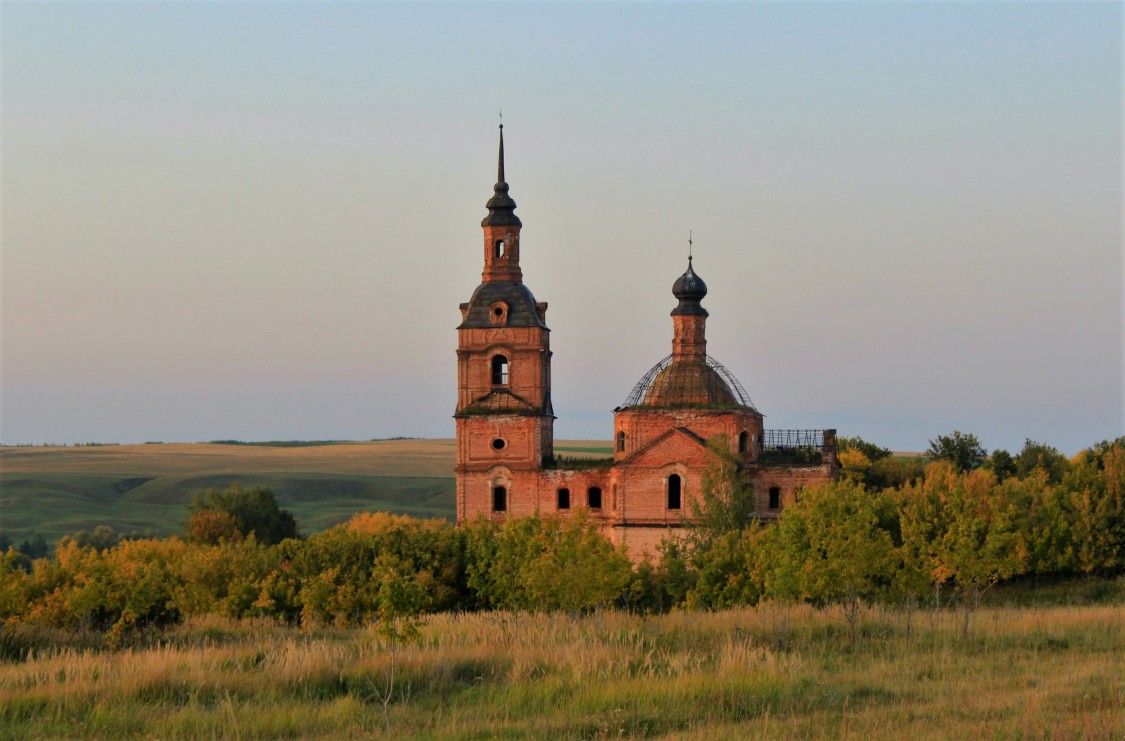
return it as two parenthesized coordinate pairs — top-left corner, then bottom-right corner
(491, 438), (506, 450)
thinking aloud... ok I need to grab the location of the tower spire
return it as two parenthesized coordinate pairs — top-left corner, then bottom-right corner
(483, 121), (520, 228)
(498, 121), (506, 184)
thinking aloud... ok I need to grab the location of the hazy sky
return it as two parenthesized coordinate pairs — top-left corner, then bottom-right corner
(3, 2), (1121, 455)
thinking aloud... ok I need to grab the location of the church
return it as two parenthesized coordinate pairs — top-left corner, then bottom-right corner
(455, 126), (838, 559)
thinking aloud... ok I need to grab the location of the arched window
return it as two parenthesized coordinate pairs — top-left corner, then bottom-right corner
(667, 474), (682, 510)
(494, 239), (505, 258)
(557, 488), (570, 510)
(491, 355), (509, 385)
(493, 486), (508, 512)
(587, 487), (602, 509)
(616, 431), (625, 452)
(738, 431), (749, 454)
(769, 486), (781, 510)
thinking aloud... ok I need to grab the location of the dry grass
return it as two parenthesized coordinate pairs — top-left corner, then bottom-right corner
(2, 602), (1121, 739)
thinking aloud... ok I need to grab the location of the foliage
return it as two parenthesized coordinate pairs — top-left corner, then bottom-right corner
(1, 436), (1122, 647)
(13, 533), (49, 560)
(1015, 438), (1069, 483)
(899, 463), (1024, 637)
(464, 513), (632, 612)
(693, 436), (757, 539)
(837, 436), (892, 462)
(187, 510), (242, 545)
(765, 480), (902, 646)
(984, 448), (1017, 482)
(61, 526), (121, 553)
(926, 431), (987, 472)
(864, 456), (927, 490)
(189, 485), (298, 545)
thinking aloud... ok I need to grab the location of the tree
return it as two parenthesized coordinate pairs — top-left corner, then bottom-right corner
(187, 510), (242, 545)
(692, 436), (757, 540)
(900, 462), (1024, 638)
(985, 449), (1017, 482)
(188, 485), (298, 545)
(62, 525), (120, 552)
(767, 480), (900, 648)
(464, 513), (632, 612)
(926, 431), (987, 473)
(1015, 439), (1068, 484)
(837, 436), (893, 462)
(369, 553), (428, 730)
(16, 534), (49, 560)
(1063, 439), (1125, 574)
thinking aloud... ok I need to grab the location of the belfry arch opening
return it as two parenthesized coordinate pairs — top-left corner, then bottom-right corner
(491, 355), (509, 385)
(494, 239), (505, 258)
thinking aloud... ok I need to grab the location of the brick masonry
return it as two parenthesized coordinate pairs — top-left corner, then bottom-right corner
(455, 130), (838, 562)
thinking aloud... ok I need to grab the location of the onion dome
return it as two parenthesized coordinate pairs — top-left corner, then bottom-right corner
(671, 256), (708, 316)
(482, 124), (522, 228)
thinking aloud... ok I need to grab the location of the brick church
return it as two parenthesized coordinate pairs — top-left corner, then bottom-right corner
(455, 126), (838, 559)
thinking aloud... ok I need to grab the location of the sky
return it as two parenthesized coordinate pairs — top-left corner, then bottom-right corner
(2, 2), (1121, 455)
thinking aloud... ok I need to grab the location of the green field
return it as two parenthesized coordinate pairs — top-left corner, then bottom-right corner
(0, 439), (611, 543)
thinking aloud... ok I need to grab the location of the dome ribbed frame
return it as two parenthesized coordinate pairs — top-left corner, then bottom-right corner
(617, 354), (759, 412)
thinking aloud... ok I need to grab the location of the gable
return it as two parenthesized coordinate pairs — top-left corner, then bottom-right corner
(618, 426), (711, 468)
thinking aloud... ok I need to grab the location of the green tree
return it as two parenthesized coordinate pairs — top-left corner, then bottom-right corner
(1015, 439), (1068, 483)
(900, 463), (1024, 638)
(188, 485), (298, 545)
(62, 525), (120, 553)
(369, 553), (428, 730)
(16, 534), (49, 560)
(1063, 440), (1125, 574)
(767, 480), (899, 648)
(837, 436), (893, 462)
(693, 436), (757, 540)
(985, 449), (1017, 482)
(685, 525), (768, 610)
(926, 431), (987, 472)
(464, 513), (631, 612)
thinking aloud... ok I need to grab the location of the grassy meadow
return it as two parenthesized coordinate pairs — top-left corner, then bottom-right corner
(0, 440), (614, 543)
(2, 601), (1122, 739)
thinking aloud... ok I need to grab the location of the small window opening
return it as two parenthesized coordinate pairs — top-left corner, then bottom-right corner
(738, 431), (749, 454)
(491, 355), (509, 385)
(493, 486), (507, 512)
(587, 487), (602, 509)
(491, 438), (506, 450)
(769, 487), (781, 510)
(494, 239), (505, 258)
(667, 474), (682, 510)
(557, 488), (570, 510)
(616, 431), (625, 452)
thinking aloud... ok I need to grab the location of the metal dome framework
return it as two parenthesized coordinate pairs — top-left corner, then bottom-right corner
(616, 354), (759, 412)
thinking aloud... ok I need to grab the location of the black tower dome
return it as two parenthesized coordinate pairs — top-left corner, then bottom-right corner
(671, 256), (708, 316)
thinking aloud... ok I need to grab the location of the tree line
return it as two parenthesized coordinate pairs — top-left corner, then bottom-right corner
(1, 435), (1122, 646)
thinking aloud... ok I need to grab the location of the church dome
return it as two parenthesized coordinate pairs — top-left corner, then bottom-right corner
(616, 354), (758, 412)
(671, 256), (708, 316)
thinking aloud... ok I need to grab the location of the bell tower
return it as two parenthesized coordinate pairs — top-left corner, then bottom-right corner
(455, 125), (554, 521)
